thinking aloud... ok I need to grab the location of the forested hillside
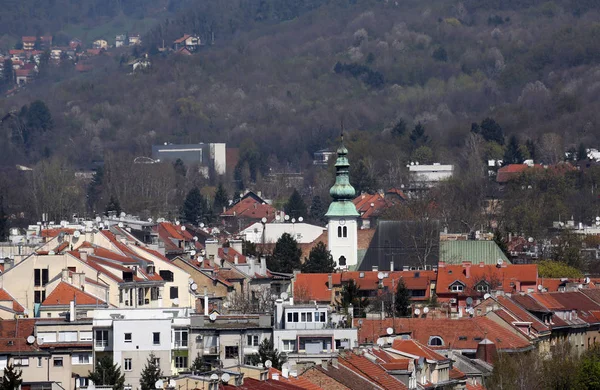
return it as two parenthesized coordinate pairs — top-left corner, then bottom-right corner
(1, 0), (600, 224)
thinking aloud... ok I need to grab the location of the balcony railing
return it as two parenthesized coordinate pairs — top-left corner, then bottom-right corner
(95, 340), (108, 348)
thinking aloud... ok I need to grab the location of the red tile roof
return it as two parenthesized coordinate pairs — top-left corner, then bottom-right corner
(0, 319), (39, 353)
(42, 282), (106, 306)
(268, 368), (323, 390)
(222, 197), (277, 221)
(173, 34), (192, 44)
(0, 289), (25, 313)
(496, 164), (542, 183)
(40, 228), (75, 238)
(353, 193), (391, 220)
(391, 339), (448, 362)
(449, 367), (467, 380)
(494, 295), (550, 334)
(22, 36), (37, 42)
(339, 352), (407, 390)
(356, 317), (532, 352)
(223, 377), (304, 389)
(219, 247), (247, 264)
(436, 264), (537, 295)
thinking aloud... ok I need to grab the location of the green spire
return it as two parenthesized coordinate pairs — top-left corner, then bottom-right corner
(326, 136), (359, 217)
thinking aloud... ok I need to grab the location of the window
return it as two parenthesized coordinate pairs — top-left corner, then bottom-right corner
(13, 358), (28, 366)
(170, 286), (179, 299)
(174, 329), (188, 347)
(301, 312), (306, 322)
(247, 335), (259, 346)
(293, 312), (299, 322)
(124, 358), (132, 371)
(80, 331), (93, 341)
(428, 336), (444, 346)
(37, 357), (43, 367)
(34, 268), (49, 287)
(159, 270), (174, 282)
(151, 287), (160, 301)
(72, 354), (91, 365)
(34, 290), (46, 304)
(476, 283), (489, 292)
(282, 340), (295, 352)
(59, 331), (77, 342)
(287, 313), (293, 322)
(95, 330), (109, 347)
(307, 312), (312, 322)
(78, 378), (90, 387)
(411, 290), (426, 297)
(138, 287), (145, 306)
(337, 226), (342, 237)
(339, 256), (346, 266)
(53, 357), (63, 367)
(174, 356), (188, 369)
(225, 346), (239, 359)
(451, 284), (464, 292)
(343, 226), (347, 238)
(153, 357), (160, 367)
(124, 333), (132, 343)
(153, 332), (160, 345)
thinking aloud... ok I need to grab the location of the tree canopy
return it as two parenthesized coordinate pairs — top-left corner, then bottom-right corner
(302, 241), (336, 273)
(88, 356), (125, 390)
(268, 233), (301, 273)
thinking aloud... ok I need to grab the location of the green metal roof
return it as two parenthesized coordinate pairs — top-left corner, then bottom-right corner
(439, 241), (511, 265)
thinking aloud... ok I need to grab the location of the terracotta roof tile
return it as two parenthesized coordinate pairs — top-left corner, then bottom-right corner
(494, 295), (550, 334)
(42, 282), (106, 306)
(268, 368), (323, 390)
(391, 339), (448, 362)
(339, 352), (407, 390)
(437, 264), (537, 295)
(0, 319), (39, 353)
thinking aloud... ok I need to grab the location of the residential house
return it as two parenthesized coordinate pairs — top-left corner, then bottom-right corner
(0, 288), (26, 319)
(301, 351), (408, 389)
(151, 142), (227, 177)
(22, 36), (37, 50)
(92, 307), (191, 386)
(408, 163), (454, 187)
(93, 39), (108, 49)
(115, 35), (126, 47)
(355, 317), (533, 358)
(69, 39), (82, 50)
(294, 270), (436, 306)
(128, 34), (141, 45)
(189, 313), (272, 368)
(15, 68), (34, 84)
(240, 221), (325, 245)
(155, 221), (202, 259)
(173, 34), (202, 51)
(352, 192), (394, 229)
(273, 299), (358, 368)
(221, 191), (277, 232)
(313, 149), (335, 166)
(435, 262), (538, 317)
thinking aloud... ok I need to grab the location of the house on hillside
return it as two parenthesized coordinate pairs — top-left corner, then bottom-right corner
(22, 36), (36, 50)
(173, 34), (202, 51)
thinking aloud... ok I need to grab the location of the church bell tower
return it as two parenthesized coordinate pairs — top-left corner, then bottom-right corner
(326, 137), (359, 269)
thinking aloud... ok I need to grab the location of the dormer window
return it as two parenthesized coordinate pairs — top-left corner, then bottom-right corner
(451, 284), (464, 292)
(428, 336), (444, 346)
(476, 282), (490, 292)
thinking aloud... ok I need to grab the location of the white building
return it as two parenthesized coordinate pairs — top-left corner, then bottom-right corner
(273, 299), (357, 368)
(93, 307), (191, 386)
(408, 163), (454, 185)
(240, 222), (325, 244)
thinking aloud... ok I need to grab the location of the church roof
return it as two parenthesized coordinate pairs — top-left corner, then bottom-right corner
(326, 138), (359, 218)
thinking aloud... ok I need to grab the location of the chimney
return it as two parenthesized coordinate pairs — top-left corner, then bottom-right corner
(234, 255), (239, 265)
(73, 272), (86, 288)
(476, 339), (498, 364)
(332, 357), (339, 368)
(204, 287), (209, 316)
(61, 268), (69, 282)
(69, 300), (75, 322)
(438, 261), (445, 268)
(328, 274), (333, 290)
(390, 260), (394, 272)
(205, 240), (219, 261)
(463, 262), (471, 278)
(259, 256), (267, 275)
(80, 251), (88, 261)
(230, 239), (243, 255)
(282, 366), (289, 378)
(372, 265), (379, 272)
(274, 299), (284, 329)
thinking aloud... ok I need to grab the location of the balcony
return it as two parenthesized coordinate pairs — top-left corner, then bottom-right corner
(203, 346), (218, 355)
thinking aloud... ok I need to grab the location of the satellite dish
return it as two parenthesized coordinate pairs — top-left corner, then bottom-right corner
(596, 216), (599, 221)
(209, 312), (218, 321)
(281, 292), (289, 300)
(26, 335), (35, 344)
(496, 258), (504, 266)
(221, 373), (231, 383)
(95, 217), (102, 222)
(210, 374), (219, 381)
(120, 212), (126, 218)
(200, 223), (205, 228)
(423, 307), (430, 314)
(284, 215), (290, 221)
(148, 218), (153, 223)
(223, 302), (230, 308)
(73, 230), (81, 238)
(188, 278), (194, 285)
(377, 272), (384, 280)
(175, 221), (180, 226)
(155, 380), (164, 389)
(291, 218), (296, 223)
(538, 284), (543, 291)
(261, 217), (267, 223)
(585, 277), (591, 284)
(190, 250), (196, 256)
(275, 215), (281, 221)
(298, 217), (304, 222)
(483, 293), (491, 300)
(528, 237), (534, 243)
(190, 283), (198, 291)
(466, 297), (474, 306)
(193, 236), (199, 241)
(386, 327), (394, 335)
(36, 336), (44, 345)
(376, 339), (385, 346)
(118, 222), (124, 228)
(414, 308), (421, 316)
(181, 226), (186, 231)
(265, 360), (273, 368)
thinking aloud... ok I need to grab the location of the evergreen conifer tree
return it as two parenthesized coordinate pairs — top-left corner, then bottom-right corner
(213, 182), (229, 212)
(301, 242), (336, 273)
(269, 233), (301, 273)
(181, 187), (205, 224)
(394, 279), (411, 317)
(284, 189), (307, 219)
(1, 363), (22, 390)
(88, 356), (125, 390)
(104, 195), (122, 217)
(139, 353), (163, 390)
